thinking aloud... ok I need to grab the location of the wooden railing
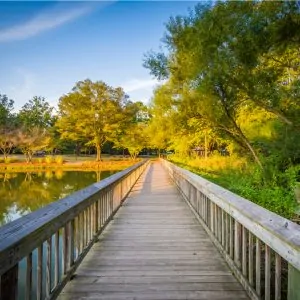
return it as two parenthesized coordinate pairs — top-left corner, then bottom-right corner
(162, 159), (300, 300)
(0, 160), (149, 300)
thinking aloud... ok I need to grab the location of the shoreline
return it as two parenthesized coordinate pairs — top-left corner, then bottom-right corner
(0, 160), (139, 172)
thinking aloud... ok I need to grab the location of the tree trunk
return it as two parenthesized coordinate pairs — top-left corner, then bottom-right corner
(96, 144), (101, 161)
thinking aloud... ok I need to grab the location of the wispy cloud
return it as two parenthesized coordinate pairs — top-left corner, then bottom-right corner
(6, 68), (37, 110)
(0, 3), (98, 43)
(121, 78), (164, 104)
(122, 78), (160, 93)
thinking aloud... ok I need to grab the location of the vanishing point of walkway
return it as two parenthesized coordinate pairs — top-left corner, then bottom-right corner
(59, 162), (249, 300)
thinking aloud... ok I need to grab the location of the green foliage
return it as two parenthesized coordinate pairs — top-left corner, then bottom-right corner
(18, 96), (54, 129)
(0, 94), (14, 126)
(144, 1), (300, 168)
(56, 79), (128, 161)
(17, 127), (51, 163)
(170, 155), (297, 220)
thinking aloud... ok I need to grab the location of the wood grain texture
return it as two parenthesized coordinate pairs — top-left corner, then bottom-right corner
(161, 159), (300, 271)
(59, 162), (248, 300)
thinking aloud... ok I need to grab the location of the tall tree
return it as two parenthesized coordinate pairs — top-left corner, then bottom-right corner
(0, 94), (18, 159)
(17, 127), (51, 163)
(56, 79), (127, 161)
(144, 1), (300, 168)
(18, 96), (54, 129)
(113, 101), (149, 159)
(0, 94), (14, 126)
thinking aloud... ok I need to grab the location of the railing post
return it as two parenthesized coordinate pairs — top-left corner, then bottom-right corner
(288, 264), (300, 300)
(1, 264), (18, 300)
(234, 221), (242, 269)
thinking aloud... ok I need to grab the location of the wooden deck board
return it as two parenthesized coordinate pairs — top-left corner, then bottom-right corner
(59, 161), (249, 300)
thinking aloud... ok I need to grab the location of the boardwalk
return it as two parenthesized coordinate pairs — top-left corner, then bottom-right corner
(59, 161), (249, 300)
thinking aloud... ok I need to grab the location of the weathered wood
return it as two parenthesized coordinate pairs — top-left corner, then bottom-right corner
(162, 160), (300, 271)
(242, 226), (247, 277)
(0, 160), (148, 277)
(256, 238), (261, 296)
(46, 238), (52, 298)
(37, 245), (43, 300)
(25, 253), (32, 300)
(248, 232), (253, 286)
(234, 221), (242, 269)
(265, 244), (271, 300)
(0, 263), (18, 300)
(275, 253), (281, 300)
(59, 162), (248, 300)
(288, 263), (300, 300)
(229, 216), (234, 259)
(54, 231), (59, 287)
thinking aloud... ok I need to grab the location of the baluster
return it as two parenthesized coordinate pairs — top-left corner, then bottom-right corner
(62, 225), (69, 275)
(83, 209), (87, 248)
(225, 213), (229, 254)
(25, 253), (32, 300)
(256, 238), (261, 296)
(54, 231), (59, 287)
(234, 220), (242, 269)
(46, 238), (52, 298)
(78, 213), (83, 255)
(210, 202), (214, 232)
(242, 226), (247, 277)
(70, 219), (75, 266)
(214, 204), (218, 237)
(248, 232), (254, 286)
(221, 210), (225, 247)
(275, 254), (281, 300)
(37, 245), (43, 300)
(265, 245), (271, 300)
(1, 264), (18, 300)
(288, 264), (300, 300)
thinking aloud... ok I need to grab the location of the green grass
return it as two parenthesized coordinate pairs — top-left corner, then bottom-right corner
(169, 154), (298, 221)
(0, 154), (140, 172)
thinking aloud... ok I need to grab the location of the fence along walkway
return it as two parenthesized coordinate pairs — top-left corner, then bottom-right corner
(59, 161), (249, 300)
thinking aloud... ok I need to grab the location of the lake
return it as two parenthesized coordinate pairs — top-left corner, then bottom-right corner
(0, 170), (119, 227)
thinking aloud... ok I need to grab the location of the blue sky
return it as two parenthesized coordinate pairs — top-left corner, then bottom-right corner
(0, 1), (197, 111)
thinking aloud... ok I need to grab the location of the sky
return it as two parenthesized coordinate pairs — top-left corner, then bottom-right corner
(0, 1), (197, 111)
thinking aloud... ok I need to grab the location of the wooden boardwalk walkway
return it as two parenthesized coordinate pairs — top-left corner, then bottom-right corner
(59, 161), (249, 300)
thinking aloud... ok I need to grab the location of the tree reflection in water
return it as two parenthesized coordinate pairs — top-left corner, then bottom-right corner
(0, 170), (118, 226)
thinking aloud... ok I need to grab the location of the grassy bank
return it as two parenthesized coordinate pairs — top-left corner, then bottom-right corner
(168, 154), (299, 221)
(0, 155), (140, 172)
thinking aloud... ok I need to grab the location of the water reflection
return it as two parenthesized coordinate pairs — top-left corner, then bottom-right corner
(0, 170), (119, 227)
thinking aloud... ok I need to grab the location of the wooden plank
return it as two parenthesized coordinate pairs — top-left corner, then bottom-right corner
(63, 282), (244, 292)
(275, 253), (281, 300)
(0, 264), (18, 300)
(37, 245), (43, 300)
(59, 291), (250, 300)
(256, 238), (261, 296)
(64, 275), (238, 284)
(25, 253), (32, 300)
(288, 263), (300, 300)
(46, 238), (51, 298)
(162, 160), (300, 271)
(59, 162), (248, 300)
(265, 244), (271, 300)
(0, 160), (148, 276)
(248, 232), (254, 286)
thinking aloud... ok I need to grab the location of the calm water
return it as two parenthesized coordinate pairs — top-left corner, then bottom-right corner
(0, 170), (119, 227)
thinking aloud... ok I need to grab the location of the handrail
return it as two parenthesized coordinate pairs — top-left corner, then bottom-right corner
(0, 159), (149, 300)
(162, 159), (300, 300)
